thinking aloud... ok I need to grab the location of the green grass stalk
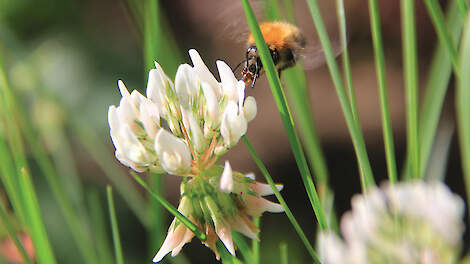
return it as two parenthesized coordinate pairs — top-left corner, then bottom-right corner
(107, 186), (125, 264)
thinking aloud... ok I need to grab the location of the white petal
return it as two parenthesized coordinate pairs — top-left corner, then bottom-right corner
(216, 224), (235, 256)
(108, 105), (119, 132)
(139, 100), (160, 138)
(250, 182), (283, 196)
(245, 173), (255, 180)
(243, 96), (257, 122)
(221, 101), (247, 146)
(201, 82), (220, 126)
(155, 130), (192, 175)
(181, 108), (204, 153)
(237, 80), (245, 110)
(217, 60), (238, 102)
(175, 64), (198, 107)
(118, 80), (130, 97)
(146, 68), (167, 108)
(219, 161), (233, 193)
(189, 49), (221, 98)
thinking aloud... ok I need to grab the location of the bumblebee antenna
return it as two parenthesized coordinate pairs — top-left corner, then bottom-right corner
(232, 59), (246, 73)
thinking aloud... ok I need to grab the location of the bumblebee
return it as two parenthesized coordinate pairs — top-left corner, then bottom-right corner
(239, 22), (306, 88)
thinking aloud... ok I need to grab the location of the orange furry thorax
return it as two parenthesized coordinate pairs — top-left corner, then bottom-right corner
(247, 21), (302, 50)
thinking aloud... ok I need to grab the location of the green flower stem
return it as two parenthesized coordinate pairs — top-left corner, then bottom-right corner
(456, 14), (470, 219)
(368, 0), (398, 183)
(107, 186), (125, 264)
(241, 0), (328, 230)
(233, 232), (254, 263)
(242, 136), (321, 264)
(419, 0), (463, 178)
(0, 201), (32, 264)
(252, 217), (260, 264)
(424, 0), (459, 74)
(280, 243), (288, 264)
(401, 0), (420, 179)
(305, 0), (375, 190)
(130, 172), (207, 241)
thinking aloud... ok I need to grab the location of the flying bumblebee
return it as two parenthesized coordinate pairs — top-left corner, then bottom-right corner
(238, 21), (307, 88)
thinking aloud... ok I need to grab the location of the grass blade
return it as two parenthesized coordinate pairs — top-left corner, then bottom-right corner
(19, 168), (57, 264)
(368, 0), (398, 183)
(419, 0), (463, 177)
(107, 186), (125, 264)
(130, 171), (207, 241)
(456, 14), (470, 219)
(424, 0), (459, 73)
(305, 0), (375, 190)
(241, 0), (328, 229)
(0, 201), (32, 264)
(242, 136), (321, 263)
(87, 189), (114, 264)
(401, 0), (420, 179)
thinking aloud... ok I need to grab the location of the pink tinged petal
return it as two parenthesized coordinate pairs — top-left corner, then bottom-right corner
(250, 182), (284, 196)
(230, 216), (259, 241)
(118, 80), (130, 97)
(216, 60), (238, 102)
(153, 223), (188, 262)
(216, 223), (236, 256)
(243, 96), (257, 122)
(171, 227), (195, 257)
(189, 49), (221, 98)
(155, 130), (192, 175)
(245, 196), (284, 217)
(219, 161), (233, 193)
(175, 64), (198, 107)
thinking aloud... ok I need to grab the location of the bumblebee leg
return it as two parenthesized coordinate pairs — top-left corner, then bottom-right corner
(277, 70), (282, 78)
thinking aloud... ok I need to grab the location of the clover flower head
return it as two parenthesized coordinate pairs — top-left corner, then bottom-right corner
(318, 181), (465, 264)
(107, 49), (282, 262)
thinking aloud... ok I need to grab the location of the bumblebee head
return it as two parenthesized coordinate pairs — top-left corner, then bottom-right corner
(242, 46), (262, 88)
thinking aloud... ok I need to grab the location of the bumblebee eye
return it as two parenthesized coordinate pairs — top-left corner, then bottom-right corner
(249, 64), (257, 73)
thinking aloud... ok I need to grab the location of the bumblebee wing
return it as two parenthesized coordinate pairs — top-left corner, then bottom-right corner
(296, 38), (342, 71)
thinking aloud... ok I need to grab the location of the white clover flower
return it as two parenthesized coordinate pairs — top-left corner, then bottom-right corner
(318, 181), (465, 264)
(108, 49), (257, 175)
(108, 49), (282, 262)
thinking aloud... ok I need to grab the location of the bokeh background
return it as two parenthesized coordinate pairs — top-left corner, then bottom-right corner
(0, 0), (465, 263)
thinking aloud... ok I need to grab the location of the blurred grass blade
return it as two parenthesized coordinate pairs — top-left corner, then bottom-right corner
(401, 0), (420, 179)
(252, 217), (260, 264)
(264, 0), (332, 207)
(107, 186), (125, 264)
(280, 242), (288, 264)
(419, 0), (463, 177)
(426, 120), (454, 181)
(241, 0), (328, 229)
(19, 168), (57, 264)
(456, 14), (470, 218)
(424, 0), (459, 73)
(242, 136), (321, 263)
(336, 0), (360, 125)
(368, 0), (398, 183)
(457, 0), (468, 17)
(0, 201), (32, 264)
(130, 171), (207, 241)
(87, 189), (114, 263)
(282, 0), (296, 23)
(305, 0), (375, 190)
